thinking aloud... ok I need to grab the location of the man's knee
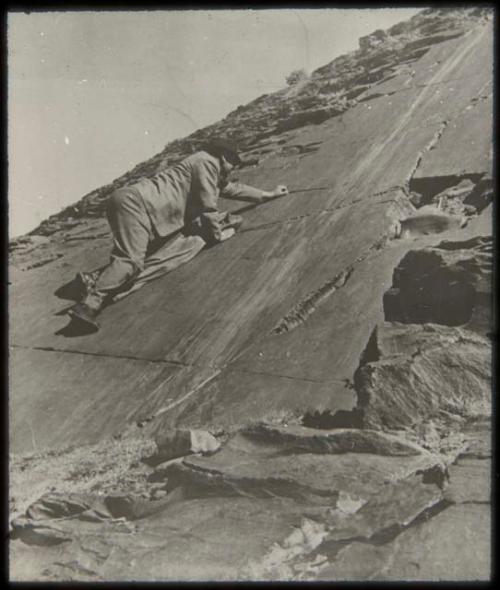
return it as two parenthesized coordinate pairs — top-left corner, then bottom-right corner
(109, 252), (144, 273)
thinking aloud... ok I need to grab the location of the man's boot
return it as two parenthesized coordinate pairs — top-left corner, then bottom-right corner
(68, 292), (105, 332)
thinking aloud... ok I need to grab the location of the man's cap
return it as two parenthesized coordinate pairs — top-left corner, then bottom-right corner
(204, 138), (242, 166)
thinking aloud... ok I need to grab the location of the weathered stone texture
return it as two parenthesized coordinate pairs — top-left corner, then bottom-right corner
(355, 323), (491, 430)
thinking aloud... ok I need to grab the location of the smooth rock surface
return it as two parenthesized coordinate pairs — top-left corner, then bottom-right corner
(444, 457), (491, 503)
(9, 14), (493, 452)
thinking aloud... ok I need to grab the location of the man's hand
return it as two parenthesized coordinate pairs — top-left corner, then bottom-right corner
(190, 430), (221, 455)
(271, 185), (289, 197)
(261, 185), (289, 200)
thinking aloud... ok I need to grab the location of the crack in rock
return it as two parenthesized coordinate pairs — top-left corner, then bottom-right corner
(311, 498), (453, 579)
(10, 343), (193, 368)
(271, 217), (399, 335)
(406, 120), (449, 189)
(272, 266), (354, 334)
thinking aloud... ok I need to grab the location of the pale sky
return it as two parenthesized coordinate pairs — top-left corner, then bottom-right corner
(8, 8), (421, 237)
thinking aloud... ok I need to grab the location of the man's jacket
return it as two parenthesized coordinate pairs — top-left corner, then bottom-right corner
(128, 150), (264, 243)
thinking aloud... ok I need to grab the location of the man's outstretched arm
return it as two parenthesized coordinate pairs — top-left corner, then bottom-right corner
(221, 181), (289, 203)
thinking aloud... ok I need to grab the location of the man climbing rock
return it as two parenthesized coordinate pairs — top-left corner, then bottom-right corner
(68, 138), (288, 331)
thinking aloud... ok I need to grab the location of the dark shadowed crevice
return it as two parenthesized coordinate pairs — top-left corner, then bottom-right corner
(384, 277), (476, 326)
(367, 498), (453, 546)
(358, 92), (386, 103)
(301, 408), (364, 430)
(408, 173), (484, 208)
(418, 463), (449, 489)
(358, 327), (381, 365)
(382, 236), (492, 331)
(463, 175), (494, 214)
(396, 48), (431, 63)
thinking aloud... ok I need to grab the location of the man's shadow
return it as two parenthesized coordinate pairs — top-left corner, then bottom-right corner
(53, 267), (139, 337)
(53, 277), (97, 337)
(55, 320), (99, 338)
(52, 230), (220, 338)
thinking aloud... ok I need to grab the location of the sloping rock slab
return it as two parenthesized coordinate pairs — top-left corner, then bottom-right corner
(413, 93), (493, 180)
(167, 436), (443, 506)
(355, 323), (491, 430)
(239, 423), (426, 456)
(318, 503), (490, 581)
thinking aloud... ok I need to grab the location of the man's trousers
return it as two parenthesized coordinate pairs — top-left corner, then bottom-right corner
(82, 188), (206, 308)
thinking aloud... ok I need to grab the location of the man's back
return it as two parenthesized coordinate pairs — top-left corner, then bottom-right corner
(131, 151), (222, 238)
